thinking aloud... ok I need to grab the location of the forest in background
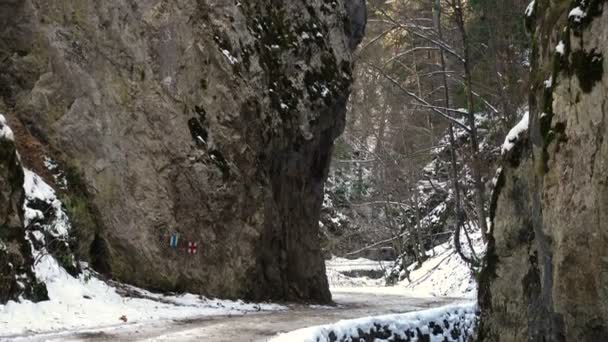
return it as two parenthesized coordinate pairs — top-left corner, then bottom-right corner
(321, 0), (531, 273)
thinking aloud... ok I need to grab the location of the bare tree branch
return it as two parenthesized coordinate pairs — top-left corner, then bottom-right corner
(363, 61), (472, 132)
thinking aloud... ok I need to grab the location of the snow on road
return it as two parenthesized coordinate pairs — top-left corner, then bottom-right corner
(8, 290), (460, 341)
(1, 253), (473, 341)
(0, 256), (284, 339)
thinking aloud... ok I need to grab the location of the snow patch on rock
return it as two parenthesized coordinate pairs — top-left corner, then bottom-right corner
(0, 114), (15, 141)
(556, 41), (566, 55)
(568, 6), (585, 22)
(502, 111), (529, 154)
(23, 169), (71, 238)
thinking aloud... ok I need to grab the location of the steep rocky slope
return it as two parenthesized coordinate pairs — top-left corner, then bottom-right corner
(0, 116), (47, 303)
(479, 0), (608, 340)
(0, 1), (363, 303)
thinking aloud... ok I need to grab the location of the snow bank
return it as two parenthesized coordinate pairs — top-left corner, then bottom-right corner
(501, 111), (529, 154)
(394, 230), (484, 298)
(0, 256), (285, 337)
(327, 231), (485, 298)
(1, 168), (285, 337)
(271, 302), (478, 342)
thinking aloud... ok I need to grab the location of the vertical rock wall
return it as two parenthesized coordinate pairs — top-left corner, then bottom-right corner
(479, 0), (608, 340)
(0, 0), (363, 302)
(0, 117), (47, 303)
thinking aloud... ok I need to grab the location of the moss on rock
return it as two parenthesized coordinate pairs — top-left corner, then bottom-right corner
(570, 49), (604, 93)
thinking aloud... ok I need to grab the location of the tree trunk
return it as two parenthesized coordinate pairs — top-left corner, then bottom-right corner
(433, 0), (468, 262)
(453, 0), (490, 242)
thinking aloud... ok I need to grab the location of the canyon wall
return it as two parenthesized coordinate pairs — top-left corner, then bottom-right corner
(479, 0), (608, 340)
(0, 0), (364, 303)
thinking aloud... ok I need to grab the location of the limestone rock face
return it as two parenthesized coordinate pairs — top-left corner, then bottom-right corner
(479, 0), (608, 340)
(0, 0), (361, 302)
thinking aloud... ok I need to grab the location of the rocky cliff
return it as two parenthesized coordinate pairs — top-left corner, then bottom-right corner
(0, 116), (48, 303)
(0, 0), (364, 303)
(479, 0), (608, 340)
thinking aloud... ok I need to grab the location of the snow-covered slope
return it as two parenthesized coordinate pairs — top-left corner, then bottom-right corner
(1, 169), (284, 337)
(0, 256), (284, 337)
(326, 231), (485, 298)
(394, 231), (484, 298)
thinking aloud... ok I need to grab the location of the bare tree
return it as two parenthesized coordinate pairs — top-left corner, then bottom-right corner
(322, 0), (529, 270)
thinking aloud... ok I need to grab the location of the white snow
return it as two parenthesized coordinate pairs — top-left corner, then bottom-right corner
(22, 169), (71, 238)
(502, 111), (529, 154)
(395, 230), (484, 298)
(221, 49), (238, 65)
(271, 302), (478, 342)
(0, 114), (15, 141)
(320, 86), (330, 98)
(491, 167), (503, 187)
(0, 256), (285, 337)
(569, 7), (585, 22)
(161, 76), (173, 88)
(43, 157), (68, 190)
(1, 167), (284, 338)
(525, 0), (536, 17)
(556, 41), (566, 55)
(326, 257), (391, 288)
(23, 169), (56, 203)
(328, 230), (485, 298)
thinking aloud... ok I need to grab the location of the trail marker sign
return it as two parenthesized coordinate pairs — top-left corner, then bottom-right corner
(187, 242), (198, 255)
(170, 233), (179, 248)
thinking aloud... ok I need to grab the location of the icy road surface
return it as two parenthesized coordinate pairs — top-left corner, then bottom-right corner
(8, 289), (462, 342)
